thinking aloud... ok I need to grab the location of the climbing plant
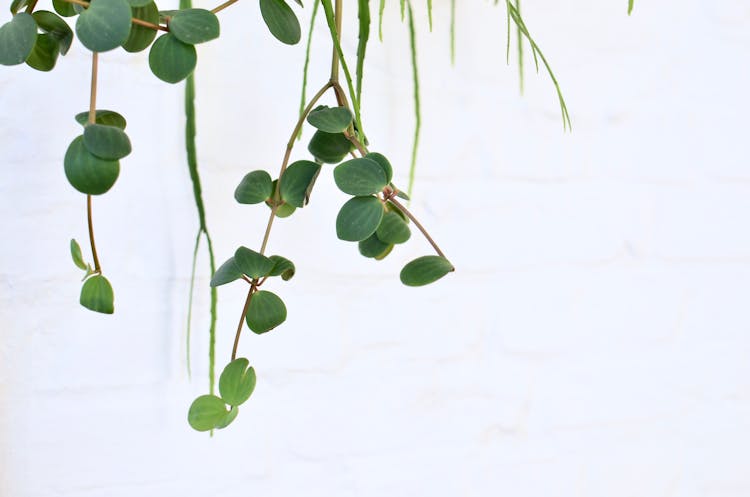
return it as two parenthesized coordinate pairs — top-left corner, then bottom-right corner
(0, 0), (633, 432)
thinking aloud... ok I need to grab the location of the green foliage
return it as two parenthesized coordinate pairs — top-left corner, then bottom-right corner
(80, 274), (115, 314)
(279, 160), (321, 207)
(70, 239), (88, 270)
(169, 8), (219, 45)
(210, 257), (243, 287)
(234, 246), (274, 279)
(0, 13), (37, 66)
(218, 358), (256, 406)
(400, 255), (454, 286)
(259, 0), (300, 45)
(336, 196), (384, 242)
(123, 2), (158, 53)
(25, 33), (60, 71)
(64, 136), (120, 195)
(358, 233), (391, 259)
(83, 124), (132, 160)
(187, 394), (230, 431)
(149, 33), (196, 83)
(246, 290), (287, 334)
(334, 157), (387, 196)
(235, 170), (273, 204)
(268, 255), (295, 280)
(365, 152), (393, 184)
(306, 105), (353, 134)
(376, 211), (410, 244)
(75, 110), (127, 129)
(308, 130), (352, 164)
(32, 10), (73, 55)
(75, 0), (132, 52)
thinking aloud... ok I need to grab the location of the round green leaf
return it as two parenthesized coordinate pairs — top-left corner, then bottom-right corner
(259, 0), (300, 45)
(215, 406), (239, 429)
(219, 358), (257, 406)
(25, 33), (60, 72)
(32, 10), (73, 55)
(75, 110), (127, 129)
(358, 233), (392, 259)
(79, 274), (114, 314)
(376, 211), (411, 244)
(187, 394), (228, 432)
(122, 1), (158, 53)
(336, 196), (384, 242)
(235, 170), (273, 204)
(234, 246), (274, 279)
(400, 256), (454, 287)
(306, 105), (353, 133)
(366, 152), (393, 184)
(308, 130), (352, 164)
(210, 256), (243, 287)
(83, 124), (132, 160)
(75, 0), (132, 52)
(0, 13), (37, 66)
(64, 135), (120, 195)
(52, 0), (78, 17)
(148, 32), (196, 84)
(268, 255), (295, 281)
(246, 290), (287, 334)
(168, 8), (219, 44)
(70, 238), (87, 270)
(334, 157), (387, 196)
(279, 160), (321, 208)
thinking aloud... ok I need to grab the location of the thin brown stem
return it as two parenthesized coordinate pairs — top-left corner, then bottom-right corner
(24, 0), (39, 13)
(87, 195), (101, 272)
(131, 17), (168, 31)
(211, 0), (239, 14)
(388, 197), (448, 260)
(88, 52), (98, 125)
(259, 206), (278, 255)
(231, 284), (256, 361)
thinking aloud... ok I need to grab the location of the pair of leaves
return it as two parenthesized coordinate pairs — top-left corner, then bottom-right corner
(188, 358), (256, 431)
(259, 0), (300, 45)
(235, 161), (321, 209)
(358, 206), (410, 259)
(25, 10), (73, 71)
(211, 247), (295, 287)
(71, 239), (116, 313)
(149, 9), (219, 83)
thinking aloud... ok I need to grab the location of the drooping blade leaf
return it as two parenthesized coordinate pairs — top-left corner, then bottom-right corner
(306, 106), (353, 134)
(83, 124), (132, 160)
(234, 170), (273, 204)
(259, 0), (301, 45)
(333, 157), (387, 196)
(80, 274), (115, 314)
(279, 160), (321, 207)
(234, 246), (274, 279)
(336, 196), (384, 242)
(148, 32), (197, 84)
(169, 8), (220, 44)
(400, 255), (454, 287)
(0, 13), (37, 66)
(187, 394), (228, 432)
(218, 358), (257, 406)
(64, 136), (120, 195)
(70, 239), (87, 270)
(246, 290), (287, 334)
(75, 0), (132, 52)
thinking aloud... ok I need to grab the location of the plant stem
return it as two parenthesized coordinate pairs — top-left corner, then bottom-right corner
(24, 0), (39, 14)
(231, 284), (256, 361)
(86, 53), (102, 273)
(330, 0), (343, 82)
(211, 0), (238, 14)
(58, 0), (166, 31)
(388, 197), (447, 259)
(87, 195), (101, 272)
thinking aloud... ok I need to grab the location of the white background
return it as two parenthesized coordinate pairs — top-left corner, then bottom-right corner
(2, 1), (750, 496)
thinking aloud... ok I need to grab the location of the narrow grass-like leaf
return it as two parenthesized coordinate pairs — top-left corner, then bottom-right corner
(628, 0), (634, 15)
(515, 0), (524, 94)
(449, 0), (455, 64)
(378, 0), (385, 40)
(80, 274), (115, 314)
(427, 0), (432, 30)
(356, 0), (370, 111)
(246, 290), (287, 334)
(406, 3), (421, 199)
(400, 255), (454, 287)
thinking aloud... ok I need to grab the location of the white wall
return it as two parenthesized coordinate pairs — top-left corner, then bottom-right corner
(2, 1), (750, 496)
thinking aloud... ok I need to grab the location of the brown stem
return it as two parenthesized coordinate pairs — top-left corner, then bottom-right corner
(231, 284), (256, 361)
(211, 0), (239, 14)
(88, 52), (98, 125)
(24, 0), (39, 13)
(87, 195), (101, 272)
(388, 197), (448, 260)
(131, 17), (168, 31)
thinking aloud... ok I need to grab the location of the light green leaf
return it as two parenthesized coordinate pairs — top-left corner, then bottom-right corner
(376, 211), (410, 244)
(148, 32), (196, 84)
(365, 152), (393, 184)
(75, 110), (127, 129)
(274, 203), (296, 218)
(25, 33), (60, 72)
(235, 170), (273, 204)
(83, 124), (132, 160)
(358, 233), (391, 259)
(122, 1), (159, 53)
(306, 105), (353, 134)
(215, 406), (239, 429)
(187, 394), (228, 432)
(334, 157), (387, 196)
(75, 0), (132, 52)
(70, 239), (87, 270)
(336, 196), (384, 242)
(279, 160), (321, 208)
(80, 274), (115, 314)
(64, 135), (120, 195)
(32, 10), (73, 55)
(308, 130), (352, 164)
(259, 0), (300, 45)
(246, 290), (287, 334)
(234, 246), (273, 279)
(0, 13), (37, 66)
(210, 256), (243, 287)
(169, 8), (219, 44)
(268, 255), (295, 281)
(219, 358), (256, 406)
(400, 255), (454, 287)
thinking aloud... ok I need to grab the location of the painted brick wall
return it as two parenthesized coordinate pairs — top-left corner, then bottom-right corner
(2, 1), (749, 496)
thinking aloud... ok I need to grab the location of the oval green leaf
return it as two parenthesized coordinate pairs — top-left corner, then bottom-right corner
(64, 135), (120, 195)
(400, 256), (454, 287)
(70, 238), (87, 270)
(32, 10), (73, 55)
(268, 255), (295, 281)
(215, 406), (239, 429)
(0, 13), (37, 66)
(210, 256), (243, 287)
(148, 32), (196, 84)
(336, 196), (384, 242)
(279, 160), (321, 208)
(169, 8), (219, 44)
(259, 0), (300, 45)
(246, 290), (287, 334)
(366, 152), (393, 184)
(122, 1), (158, 53)
(83, 124), (132, 160)
(308, 130), (352, 164)
(187, 394), (228, 432)
(235, 170), (273, 204)
(80, 274), (114, 314)
(358, 233), (392, 259)
(52, 0), (77, 17)
(306, 105), (353, 133)
(218, 358), (257, 406)
(25, 33), (60, 72)
(334, 157), (387, 196)
(376, 211), (411, 244)
(75, 0), (132, 52)
(75, 109), (127, 129)
(234, 246), (274, 279)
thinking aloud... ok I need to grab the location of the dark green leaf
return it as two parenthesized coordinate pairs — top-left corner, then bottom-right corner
(400, 255), (454, 287)
(148, 32), (196, 84)
(358, 233), (391, 259)
(308, 130), (352, 164)
(64, 135), (120, 195)
(70, 238), (87, 270)
(127, 0), (152, 7)
(366, 152), (393, 184)
(210, 257), (243, 287)
(215, 406), (238, 429)
(218, 358), (256, 406)
(169, 8), (219, 44)
(234, 246), (273, 279)
(234, 170), (273, 204)
(187, 394), (228, 432)
(79, 274), (114, 314)
(334, 157), (387, 196)
(25, 33), (60, 72)
(75, 0), (132, 52)
(306, 105), (353, 133)
(268, 255), (295, 280)
(52, 0), (77, 17)
(122, 1), (158, 53)
(32, 10), (73, 55)
(336, 196), (384, 242)
(376, 211), (410, 244)
(75, 110), (127, 129)
(10, 0), (29, 15)
(246, 290), (287, 334)
(83, 124), (132, 160)
(259, 0), (300, 45)
(279, 160), (320, 208)
(0, 13), (37, 66)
